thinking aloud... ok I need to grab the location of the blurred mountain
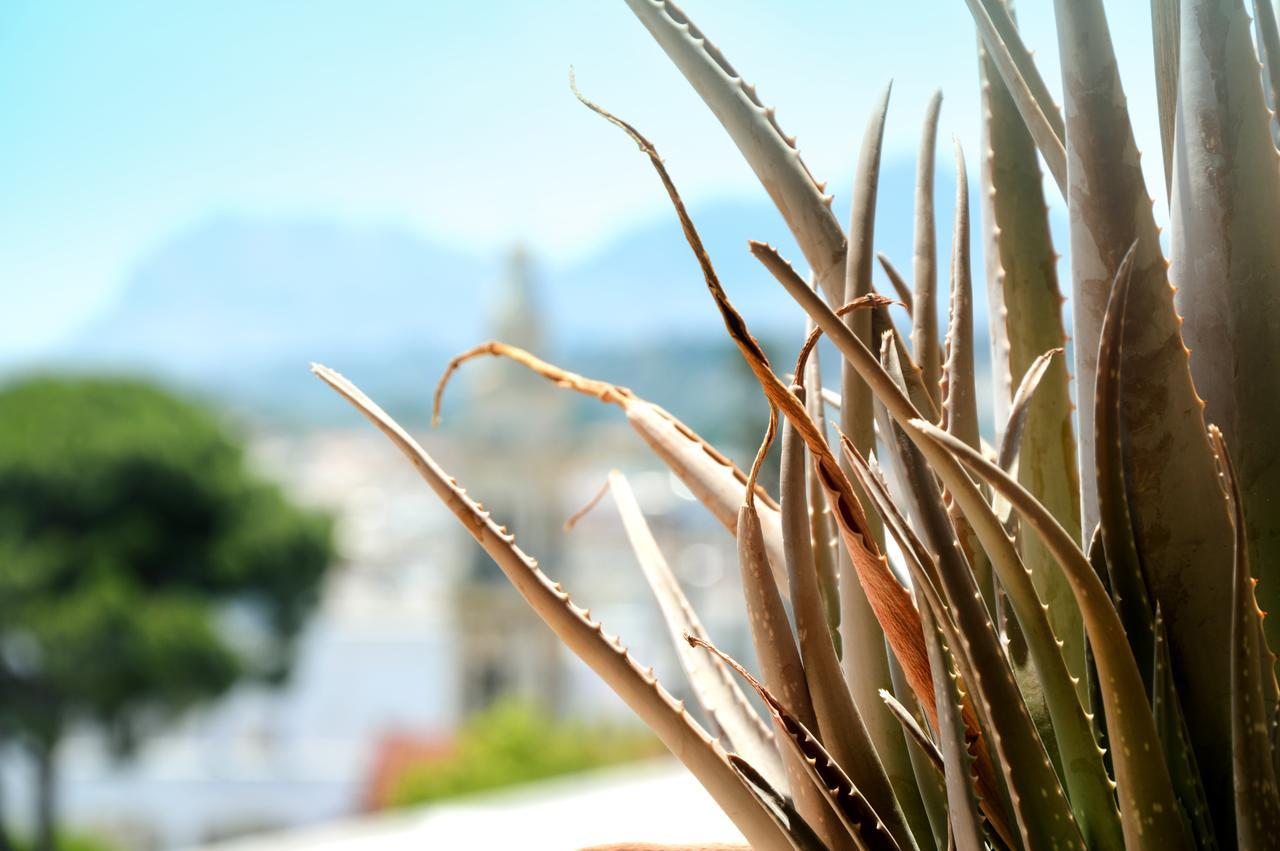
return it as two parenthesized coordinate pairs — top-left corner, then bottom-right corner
(48, 158), (1036, 428)
(67, 216), (496, 371)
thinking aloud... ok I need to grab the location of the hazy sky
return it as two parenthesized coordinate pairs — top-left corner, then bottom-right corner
(2, 1), (1160, 361)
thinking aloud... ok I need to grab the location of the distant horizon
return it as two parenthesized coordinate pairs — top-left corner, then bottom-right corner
(5, 148), (945, 365)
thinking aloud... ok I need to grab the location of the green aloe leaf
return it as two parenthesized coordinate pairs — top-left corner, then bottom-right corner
(940, 143), (980, 452)
(991, 350), (1061, 741)
(839, 428), (1085, 851)
(780, 392), (919, 851)
(845, 452), (1014, 848)
(1214, 427), (1280, 846)
(912, 91), (944, 411)
(835, 90), (919, 818)
(977, 16), (1084, 697)
(801, 303), (843, 659)
(869, 331), (968, 851)
(1150, 0), (1180, 197)
(961, 0), (1067, 194)
(879, 689), (944, 779)
(995, 348), (1060, 477)
(1084, 528), (1114, 780)
(1251, 0), (1280, 142)
(917, 602), (984, 851)
(577, 86), (943, 761)
(885, 657), (950, 851)
(1092, 244), (1156, 695)
(1054, 1), (1238, 833)
(620, 0), (847, 304)
(752, 247), (1078, 844)
(740, 416), (857, 851)
(898, 419), (1124, 849)
(1152, 606), (1218, 849)
(970, 0), (1065, 142)
(912, 418), (1192, 849)
(1171, 0), (1280, 659)
(938, 144), (996, 618)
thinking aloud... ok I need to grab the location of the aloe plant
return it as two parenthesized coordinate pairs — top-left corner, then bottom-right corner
(313, 0), (1280, 847)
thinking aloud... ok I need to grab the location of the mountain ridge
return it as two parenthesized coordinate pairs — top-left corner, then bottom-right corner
(39, 158), (1050, 427)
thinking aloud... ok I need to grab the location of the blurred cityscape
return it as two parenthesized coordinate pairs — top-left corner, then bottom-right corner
(1, 243), (780, 848)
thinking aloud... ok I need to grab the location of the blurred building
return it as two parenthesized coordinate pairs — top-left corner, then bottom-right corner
(452, 246), (572, 717)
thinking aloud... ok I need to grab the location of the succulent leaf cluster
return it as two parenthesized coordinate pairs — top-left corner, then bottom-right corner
(315, 1), (1280, 848)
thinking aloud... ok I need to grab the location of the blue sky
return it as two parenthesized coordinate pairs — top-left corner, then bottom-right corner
(1, 1), (1159, 361)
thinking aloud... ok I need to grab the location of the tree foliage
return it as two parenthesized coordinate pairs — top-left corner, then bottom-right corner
(0, 374), (333, 768)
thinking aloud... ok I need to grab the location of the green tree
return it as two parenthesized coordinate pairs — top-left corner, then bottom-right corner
(0, 376), (334, 850)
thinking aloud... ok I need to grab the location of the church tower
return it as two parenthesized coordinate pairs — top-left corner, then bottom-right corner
(455, 246), (569, 716)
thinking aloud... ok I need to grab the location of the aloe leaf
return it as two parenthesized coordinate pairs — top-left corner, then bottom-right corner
(755, 249), (1000, 690)
(940, 142), (980, 452)
(1054, 1), (1237, 829)
(1083, 528), (1114, 779)
(847, 426), (1088, 849)
(869, 336), (949, 851)
(1171, 0), (1280, 659)
(801, 305), (843, 659)
(875, 330), (992, 674)
(747, 363), (940, 743)
(961, 0), (1067, 195)
(433, 341), (793, 600)
(1093, 245), (1156, 695)
(856, 342), (945, 851)
(886, 657), (950, 851)
(1251, 0), (1280, 142)
(752, 243), (939, 456)
(604, 470), (786, 792)
(912, 419), (1193, 849)
(876, 253), (914, 315)
(620, 0), (846, 304)
(977, 16), (1084, 695)
(872, 331), (940, 549)
(755, 250), (948, 599)
(974, 0), (1066, 142)
(917, 602), (984, 851)
(576, 87), (942, 757)
(937, 144), (997, 621)
(1213, 426), (1280, 846)
(740, 415), (856, 851)
(897, 423), (1124, 848)
(690, 636), (906, 851)
(995, 348), (1059, 476)
(1153, 606), (1219, 849)
(1151, 0), (1181, 197)
(846, 452), (1016, 848)
(1049, 0), (1151, 536)
(835, 90), (915, 804)
(728, 755), (829, 851)
(876, 310), (939, 426)
(311, 364), (791, 850)
(879, 689), (944, 778)
(780, 393), (919, 851)
(912, 91), (944, 411)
